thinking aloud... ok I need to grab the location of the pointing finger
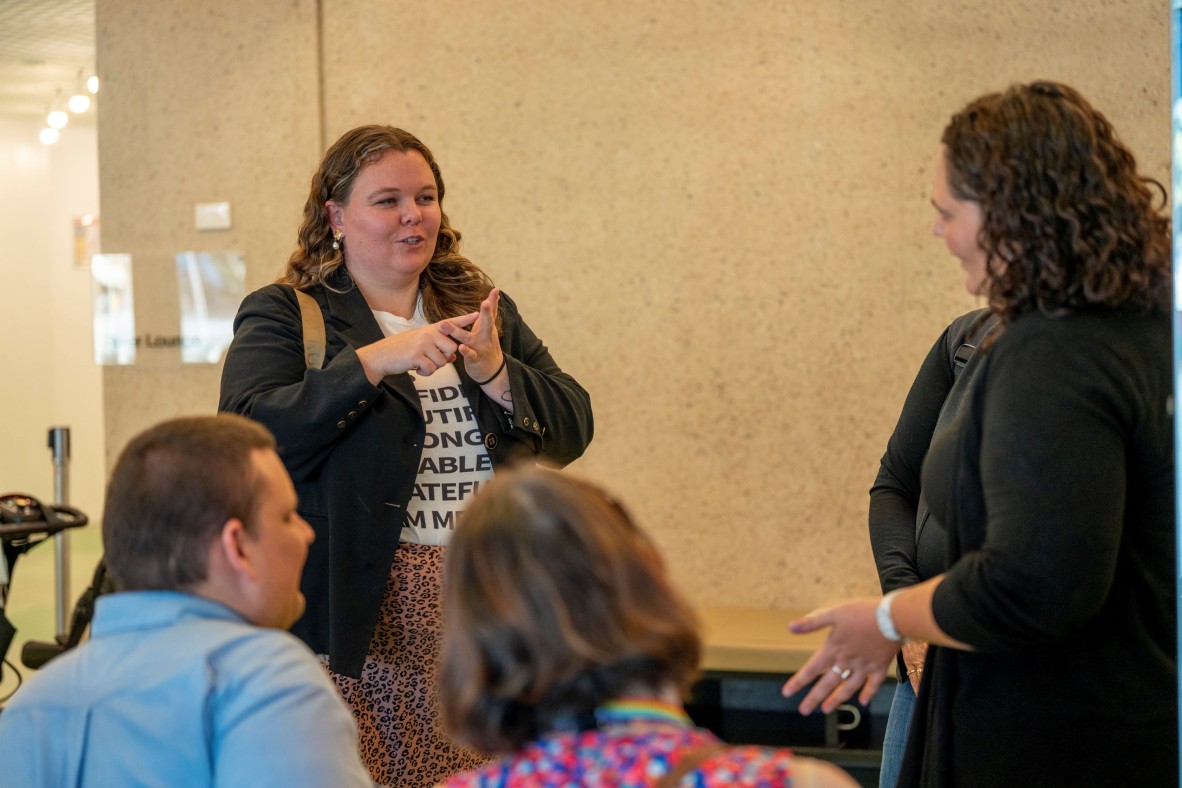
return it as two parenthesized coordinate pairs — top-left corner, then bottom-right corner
(788, 608), (833, 635)
(441, 312), (479, 331)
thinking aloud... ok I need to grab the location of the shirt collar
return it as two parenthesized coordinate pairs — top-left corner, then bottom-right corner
(91, 591), (248, 638)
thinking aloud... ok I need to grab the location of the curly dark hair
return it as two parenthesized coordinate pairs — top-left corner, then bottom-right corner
(281, 125), (494, 324)
(439, 468), (701, 754)
(941, 81), (1170, 328)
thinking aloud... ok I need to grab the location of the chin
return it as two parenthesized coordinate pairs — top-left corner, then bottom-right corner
(287, 599), (307, 629)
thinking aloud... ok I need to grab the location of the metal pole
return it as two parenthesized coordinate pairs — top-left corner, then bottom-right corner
(48, 426), (70, 641)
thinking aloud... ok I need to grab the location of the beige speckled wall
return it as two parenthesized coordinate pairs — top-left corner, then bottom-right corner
(96, 0), (1169, 610)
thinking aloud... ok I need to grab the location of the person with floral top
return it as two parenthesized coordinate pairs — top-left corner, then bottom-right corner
(438, 467), (856, 787)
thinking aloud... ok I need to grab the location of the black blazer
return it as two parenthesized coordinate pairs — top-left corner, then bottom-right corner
(219, 280), (593, 677)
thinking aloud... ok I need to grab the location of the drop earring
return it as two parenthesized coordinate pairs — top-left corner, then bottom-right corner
(332, 229), (343, 251)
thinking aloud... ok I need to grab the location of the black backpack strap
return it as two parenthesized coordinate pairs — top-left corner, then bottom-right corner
(950, 311), (1000, 379)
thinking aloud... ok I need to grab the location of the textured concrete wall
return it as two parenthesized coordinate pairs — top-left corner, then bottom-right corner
(96, 0), (1169, 609)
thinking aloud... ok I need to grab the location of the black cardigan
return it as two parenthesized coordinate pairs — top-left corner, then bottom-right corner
(219, 281), (593, 677)
(901, 308), (1177, 787)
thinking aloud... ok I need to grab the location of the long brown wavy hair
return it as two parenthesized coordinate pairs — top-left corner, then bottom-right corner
(942, 81), (1170, 330)
(281, 125), (494, 323)
(440, 467), (701, 753)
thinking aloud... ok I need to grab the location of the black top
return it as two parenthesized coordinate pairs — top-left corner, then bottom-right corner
(869, 309), (991, 594)
(901, 308), (1177, 787)
(219, 281), (594, 677)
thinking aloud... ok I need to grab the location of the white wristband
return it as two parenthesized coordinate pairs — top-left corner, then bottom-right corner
(877, 590), (904, 642)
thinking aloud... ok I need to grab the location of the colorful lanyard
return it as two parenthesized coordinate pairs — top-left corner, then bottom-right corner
(595, 699), (694, 728)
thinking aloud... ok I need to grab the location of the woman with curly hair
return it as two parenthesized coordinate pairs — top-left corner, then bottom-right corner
(439, 467), (857, 787)
(219, 126), (594, 786)
(784, 82), (1175, 786)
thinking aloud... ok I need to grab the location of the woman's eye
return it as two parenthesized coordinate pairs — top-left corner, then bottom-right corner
(417, 195), (436, 204)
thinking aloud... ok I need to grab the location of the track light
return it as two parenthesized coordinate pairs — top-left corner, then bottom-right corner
(37, 72), (98, 143)
(68, 69), (91, 113)
(46, 90), (68, 129)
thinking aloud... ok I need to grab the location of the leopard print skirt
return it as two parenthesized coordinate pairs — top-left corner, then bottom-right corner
(321, 543), (487, 787)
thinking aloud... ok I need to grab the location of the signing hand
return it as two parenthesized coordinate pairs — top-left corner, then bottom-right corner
(356, 312), (479, 383)
(445, 288), (505, 384)
(780, 597), (899, 715)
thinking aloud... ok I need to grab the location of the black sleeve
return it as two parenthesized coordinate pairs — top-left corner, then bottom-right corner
(868, 325), (958, 594)
(218, 285), (383, 481)
(932, 325), (1137, 651)
(493, 293), (594, 467)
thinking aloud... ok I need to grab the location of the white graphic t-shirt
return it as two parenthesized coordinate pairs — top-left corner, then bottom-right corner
(372, 302), (495, 546)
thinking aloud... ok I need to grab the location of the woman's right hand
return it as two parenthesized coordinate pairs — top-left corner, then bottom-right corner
(356, 312), (479, 384)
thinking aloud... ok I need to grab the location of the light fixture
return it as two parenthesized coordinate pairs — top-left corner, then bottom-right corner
(46, 90), (68, 129)
(68, 69), (91, 113)
(39, 127), (60, 145)
(87, 75), (99, 94)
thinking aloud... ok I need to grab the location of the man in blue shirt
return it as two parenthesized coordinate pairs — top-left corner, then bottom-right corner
(0, 415), (373, 787)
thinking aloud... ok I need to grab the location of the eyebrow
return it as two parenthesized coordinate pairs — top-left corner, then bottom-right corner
(367, 184), (437, 200)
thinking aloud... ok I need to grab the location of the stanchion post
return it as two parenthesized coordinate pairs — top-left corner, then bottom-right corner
(48, 426), (71, 641)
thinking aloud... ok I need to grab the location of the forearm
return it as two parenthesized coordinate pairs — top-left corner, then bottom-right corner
(476, 362), (514, 414)
(494, 300), (593, 464)
(890, 575), (972, 650)
(868, 483), (922, 593)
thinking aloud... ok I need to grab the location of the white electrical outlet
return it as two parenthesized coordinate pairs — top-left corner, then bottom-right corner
(195, 202), (232, 231)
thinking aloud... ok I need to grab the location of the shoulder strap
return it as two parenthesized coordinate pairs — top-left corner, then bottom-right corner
(292, 287), (326, 370)
(654, 741), (728, 788)
(950, 312), (999, 380)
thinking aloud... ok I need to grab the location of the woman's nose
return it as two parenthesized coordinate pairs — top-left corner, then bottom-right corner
(402, 203), (421, 225)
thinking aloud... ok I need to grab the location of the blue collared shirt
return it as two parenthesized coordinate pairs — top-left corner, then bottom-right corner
(0, 591), (373, 787)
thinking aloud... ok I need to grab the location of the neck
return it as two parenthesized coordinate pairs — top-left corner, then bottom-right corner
(346, 265), (421, 318)
(184, 580), (256, 625)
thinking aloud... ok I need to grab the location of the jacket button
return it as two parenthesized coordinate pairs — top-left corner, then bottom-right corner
(358, 400), (367, 408)
(336, 420), (347, 429)
(348, 410), (357, 419)
(484, 433), (498, 450)
(523, 416), (530, 427)
(532, 422), (540, 431)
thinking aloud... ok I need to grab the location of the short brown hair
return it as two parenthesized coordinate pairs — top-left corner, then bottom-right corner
(440, 468), (700, 753)
(102, 414), (275, 592)
(942, 81), (1170, 328)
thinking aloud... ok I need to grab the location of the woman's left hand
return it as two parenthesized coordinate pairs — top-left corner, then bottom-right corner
(780, 597), (899, 715)
(447, 288), (505, 384)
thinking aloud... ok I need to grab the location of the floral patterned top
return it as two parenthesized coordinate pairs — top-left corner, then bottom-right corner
(440, 699), (799, 787)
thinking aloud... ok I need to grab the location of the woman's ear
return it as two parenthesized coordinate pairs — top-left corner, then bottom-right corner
(325, 201), (344, 232)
